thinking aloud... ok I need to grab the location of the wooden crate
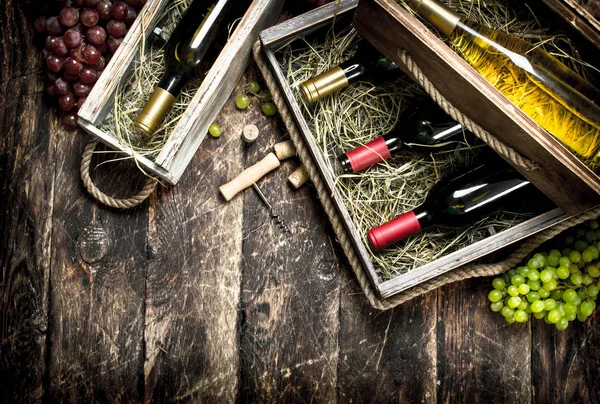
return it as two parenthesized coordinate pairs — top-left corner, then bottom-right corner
(258, 0), (570, 299)
(354, 0), (600, 215)
(78, 0), (284, 184)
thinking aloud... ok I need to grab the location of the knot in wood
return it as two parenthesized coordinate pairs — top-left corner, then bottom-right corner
(78, 224), (111, 264)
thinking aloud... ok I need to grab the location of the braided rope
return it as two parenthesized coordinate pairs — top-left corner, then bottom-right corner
(397, 50), (538, 172)
(81, 137), (158, 209)
(253, 41), (598, 309)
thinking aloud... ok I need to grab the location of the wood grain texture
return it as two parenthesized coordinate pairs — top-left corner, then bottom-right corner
(437, 278), (532, 403)
(46, 132), (147, 402)
(0, 63), (51, 404)
(337, 262), (438, 403)
(237, 68), (340, 403)
(354, 0), (600, 215)
(142, 81), (248, 402)
(531, 310), (600, 403)
(0, 0), (39, 83)
(0, 2), (52, 401)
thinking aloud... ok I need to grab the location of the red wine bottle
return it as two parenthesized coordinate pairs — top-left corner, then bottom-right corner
(367, 163), (532, 250)
(338, 119), (463, 173)
(300, 41), (396, 103)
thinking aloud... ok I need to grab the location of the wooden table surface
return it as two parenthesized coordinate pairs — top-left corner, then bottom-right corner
(1, 2), (600, 403)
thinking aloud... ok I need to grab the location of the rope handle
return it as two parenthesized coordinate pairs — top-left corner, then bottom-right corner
(80, 137), (158, 209)
(396, 49), (538, 172)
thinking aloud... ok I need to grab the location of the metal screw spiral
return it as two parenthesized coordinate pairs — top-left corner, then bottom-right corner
(252, 183), (290, 233)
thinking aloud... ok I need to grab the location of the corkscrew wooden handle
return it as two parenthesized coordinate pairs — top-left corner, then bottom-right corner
(219, 153), (281, 201)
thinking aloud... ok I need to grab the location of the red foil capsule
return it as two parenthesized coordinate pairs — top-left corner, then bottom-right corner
(368, 211), (422, 250)
(343, 136), (391, 173)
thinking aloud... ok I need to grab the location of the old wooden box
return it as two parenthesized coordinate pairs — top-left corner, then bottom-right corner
(258, 0), (571, 299)
(354, 0), (600, 215)
(78, 0), (284, 184)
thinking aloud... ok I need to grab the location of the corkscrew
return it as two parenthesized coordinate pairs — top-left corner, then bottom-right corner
(252, 183), (290, 233)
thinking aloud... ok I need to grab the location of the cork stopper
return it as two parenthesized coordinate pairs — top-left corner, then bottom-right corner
(242, 124), (260, 144)
(274, 140), (296, 160)
(288, 165), (310, 189)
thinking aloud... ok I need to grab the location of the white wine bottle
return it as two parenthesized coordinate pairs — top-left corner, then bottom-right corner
(409, 0), (600, 169)
(135, 0), (231, 138)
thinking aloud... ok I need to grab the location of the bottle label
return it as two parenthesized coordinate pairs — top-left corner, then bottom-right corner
(345, 137), (392, 173)
(368, 211), (422, 250)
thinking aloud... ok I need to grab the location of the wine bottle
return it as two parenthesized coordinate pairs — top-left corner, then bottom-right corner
(367, 163), (532, 250)
(299, 41), (396, 103)
(135, 0), (231, 138)
(338, 118), (463, 173)
(409, 0), (600, 168)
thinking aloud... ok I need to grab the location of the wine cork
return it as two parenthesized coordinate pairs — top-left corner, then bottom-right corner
(274, 140), (296, 160)
(242, 124), (259, 144)
(288, 165), (310, 189)
(219, 153), (280, 201)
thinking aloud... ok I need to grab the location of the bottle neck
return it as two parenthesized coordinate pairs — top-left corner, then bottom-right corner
(413, 205), (435, 229)
(337, 119), (463, 174)
(409, 0), (461, 37)
(338, 59), (368, 85)
(158, 71), (187, 96)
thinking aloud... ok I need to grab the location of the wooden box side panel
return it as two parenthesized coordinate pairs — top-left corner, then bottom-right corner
(79, 121), (173, 182)
(378, 208), (568, 297)
(541, 0), (600, 47)
(260, 0), (359, 46)
(78, 0), (167, 125)
(354, 0), (600, 215)
(155, 0), (285, 182)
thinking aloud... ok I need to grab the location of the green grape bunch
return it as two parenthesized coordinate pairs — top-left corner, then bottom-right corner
(488, 220), (600, 330)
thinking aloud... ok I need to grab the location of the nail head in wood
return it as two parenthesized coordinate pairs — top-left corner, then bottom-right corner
(242, 124), (260, 143)
(274, 140), (296, 160)
(219, 152), (281, 201)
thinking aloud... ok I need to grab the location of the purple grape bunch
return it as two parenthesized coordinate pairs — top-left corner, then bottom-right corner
(35, 0), (146, 129)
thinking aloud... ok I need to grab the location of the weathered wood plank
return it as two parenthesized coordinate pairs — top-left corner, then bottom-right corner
(143, 80), (247, 402)
(0, 0), (40, 84)
(0, 77), (52, 403)
(337, 267), (438, 403)
(531, 311), (600, 403)
(47, 133), (147, 401)
(437, 278), (532, 403)
(237, 68), (340, 402)
(541, 0), (600, 49)
(0, 2), (51, 401)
